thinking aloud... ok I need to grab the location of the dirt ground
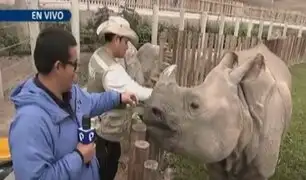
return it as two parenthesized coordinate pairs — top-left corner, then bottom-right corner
(0, 53), (93, 137)
(0, 55), (32, 137)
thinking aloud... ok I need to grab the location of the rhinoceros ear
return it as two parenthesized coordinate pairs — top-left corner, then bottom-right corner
(230, 53), (265, 84)
(156, 64), (177, 84)
(242, 54), (266, 82)
(219, 51), (239, 69)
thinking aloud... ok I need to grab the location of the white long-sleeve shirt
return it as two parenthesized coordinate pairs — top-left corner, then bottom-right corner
(103, 64), (152, 101)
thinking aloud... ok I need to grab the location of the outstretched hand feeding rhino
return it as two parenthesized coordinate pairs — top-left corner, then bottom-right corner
(142, 43), (292, 180)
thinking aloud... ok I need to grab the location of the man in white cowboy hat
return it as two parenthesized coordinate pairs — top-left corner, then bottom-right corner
(86, 16), (153, 180)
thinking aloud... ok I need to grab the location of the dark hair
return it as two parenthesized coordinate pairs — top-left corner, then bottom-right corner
(104, 33), (123, 43)
(34, 27), (77, 75)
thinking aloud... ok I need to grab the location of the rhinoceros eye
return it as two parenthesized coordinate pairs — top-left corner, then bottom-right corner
(190, 102), (199, 109)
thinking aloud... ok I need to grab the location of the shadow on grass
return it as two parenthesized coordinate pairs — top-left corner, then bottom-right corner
(167, 63), (306, 180)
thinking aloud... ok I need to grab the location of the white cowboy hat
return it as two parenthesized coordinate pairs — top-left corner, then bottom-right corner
(96, 16), (139, 46)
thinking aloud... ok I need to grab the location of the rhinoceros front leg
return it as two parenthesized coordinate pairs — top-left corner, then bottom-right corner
(206, 163), (229, 180)
(238, 169), (267, 180)
(242, 175), (267, 180)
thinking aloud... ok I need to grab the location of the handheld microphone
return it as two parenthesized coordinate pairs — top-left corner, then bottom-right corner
(77, 115), (96, 167)
(78, 115), (96, 144)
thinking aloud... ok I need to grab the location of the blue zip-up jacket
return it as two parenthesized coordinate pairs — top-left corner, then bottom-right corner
(8, 78), (121, 180)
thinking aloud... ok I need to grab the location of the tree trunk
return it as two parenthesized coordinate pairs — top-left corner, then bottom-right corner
(14, 0), (29, 41)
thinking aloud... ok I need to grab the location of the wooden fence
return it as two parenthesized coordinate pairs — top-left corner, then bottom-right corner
(79, 0), (306, 25)
(121, 99), (173, 180)
(156, 28), (306, 88)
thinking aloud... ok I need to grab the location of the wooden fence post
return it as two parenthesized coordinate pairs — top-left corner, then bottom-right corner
(199, 0), (207, 51)
(27, 0), (40, 73)
(247, 19), (253, 37)
(143, 160), (159, 180)
(218, 14), (225, 61)
(179, 0), (185, 31)
(200, 0), (207, 36)
(158, 31), (167, 71)
(234, 16), (240, 37)
(267, 21), (273, 40)
(129, 123), (147, 145)
(151, 0), (159, 45)
(258, 8), (264, 39)
(282, 13), (288, 38)
(129, 123), (147, 155)
(128, 140), (150, 180)
(298, 25), (303, 38)
(219, 14), (225, 36)
(196, 0), (207, 85)
(86, 0), (90, 11)
(176, 0), (185, 84)
(0, 70), (3, 100)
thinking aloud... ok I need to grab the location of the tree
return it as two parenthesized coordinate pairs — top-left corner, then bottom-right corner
(14, 0), (29, 41)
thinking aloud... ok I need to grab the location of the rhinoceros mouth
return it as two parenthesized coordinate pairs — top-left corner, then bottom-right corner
(146, 124), (180, 141)
(145, 118), (181, 140)
(148, 108), (179, 132)
(147, 120), (174, 131)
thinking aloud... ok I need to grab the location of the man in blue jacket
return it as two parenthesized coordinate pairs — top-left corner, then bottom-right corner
(8, 27), (137, 180)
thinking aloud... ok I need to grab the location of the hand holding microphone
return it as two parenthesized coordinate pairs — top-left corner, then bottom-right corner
(77, 115), (96, 166)
(76, 143), (96, 164)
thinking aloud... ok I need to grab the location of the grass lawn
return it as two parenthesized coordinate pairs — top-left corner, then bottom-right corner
(167, 63), (306, 180)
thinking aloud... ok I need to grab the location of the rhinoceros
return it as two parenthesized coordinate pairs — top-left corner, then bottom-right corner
(115, 41), (165, 86)
(142, 43), (292, 180)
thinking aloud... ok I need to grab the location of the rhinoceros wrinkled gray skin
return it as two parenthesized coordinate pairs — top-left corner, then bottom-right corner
(116, 42), (163, 86)
(142, 43), (292, 180)
(137, 43), (161, 83)
(115, 41), (145, 85)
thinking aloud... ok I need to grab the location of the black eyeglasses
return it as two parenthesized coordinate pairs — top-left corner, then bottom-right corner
(66, 61), (79, 72)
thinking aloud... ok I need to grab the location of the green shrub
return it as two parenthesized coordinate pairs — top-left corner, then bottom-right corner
(135, 22), (152, 47)
(0, 25), (30, 56)
(120, 8), (141, 32)
(92, 7), (113, 30)
(40, 22), (71, 31)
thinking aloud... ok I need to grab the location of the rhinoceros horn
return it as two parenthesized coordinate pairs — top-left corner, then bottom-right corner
(156, 64), (178, 85)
